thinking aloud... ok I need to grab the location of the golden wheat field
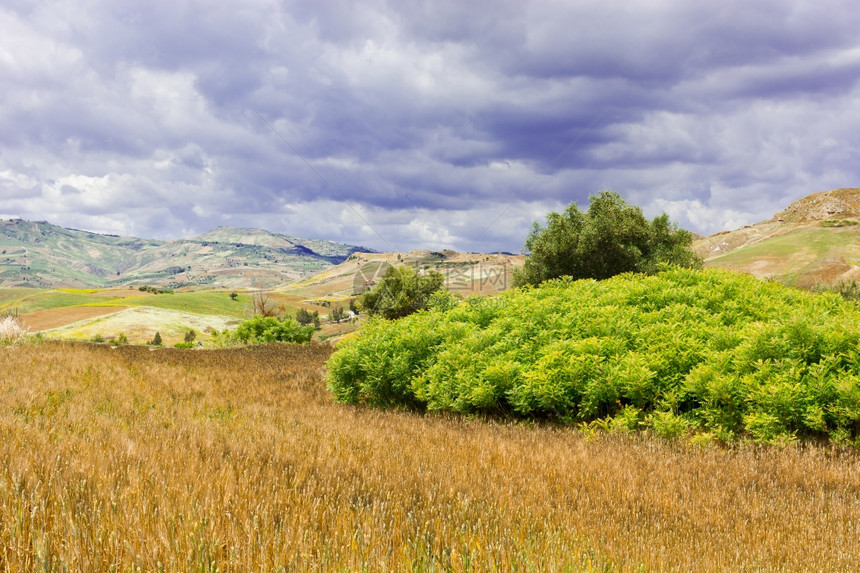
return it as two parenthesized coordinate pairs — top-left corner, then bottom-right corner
(1, 342), (859, 572)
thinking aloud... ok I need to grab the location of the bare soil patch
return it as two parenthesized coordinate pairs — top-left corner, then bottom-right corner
(19, 306), (126, 331)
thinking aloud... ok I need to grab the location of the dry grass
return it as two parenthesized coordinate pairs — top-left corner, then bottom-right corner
(1, 342), (859, 571)
(0, 316), (28, 345)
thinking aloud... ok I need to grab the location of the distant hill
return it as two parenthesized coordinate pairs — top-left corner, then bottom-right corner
(695, 188), (860, 288)
(285, 250), (525, 301)
(0, 219), (371, 289)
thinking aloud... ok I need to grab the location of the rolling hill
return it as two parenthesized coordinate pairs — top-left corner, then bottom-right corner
(694, 187), (860, 288)
(283, 250), (524, 301)
(0, 219), (371, 289)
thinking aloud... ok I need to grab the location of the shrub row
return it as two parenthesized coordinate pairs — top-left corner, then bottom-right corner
(327, 267), (860, 444)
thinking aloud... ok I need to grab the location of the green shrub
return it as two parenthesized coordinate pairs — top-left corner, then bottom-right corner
(327, 267), (860, 445)
(222, 315), (314, 346)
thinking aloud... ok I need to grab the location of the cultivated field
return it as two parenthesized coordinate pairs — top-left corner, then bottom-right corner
(1, 342), (859, 571)
(1, 287), (357, 345)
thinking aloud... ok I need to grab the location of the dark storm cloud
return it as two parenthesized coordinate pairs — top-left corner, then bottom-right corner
(2, 0), (860, 251)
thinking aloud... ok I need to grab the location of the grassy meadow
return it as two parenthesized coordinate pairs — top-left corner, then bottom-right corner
(2, 341), (859, 571)
(704, 224), (860, 287)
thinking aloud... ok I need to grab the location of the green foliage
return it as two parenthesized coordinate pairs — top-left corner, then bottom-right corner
(820, 219), (859, 227)
(513, 191), (701, 287)
(426, 290), (462, 312)
(184, 329), (197, 343)
(360, 265), (445, 319)
(328, 267), (860, 445)
(139, 285), (174, 294)
(296, 308), (321, 328)
(149, 332), (163, 346)
(116, 333), (129, 345)
(331, 305), (345, 323)
(227, 315), (314, 345)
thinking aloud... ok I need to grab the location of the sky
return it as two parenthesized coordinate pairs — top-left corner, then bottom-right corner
(2, 0), (859, 253)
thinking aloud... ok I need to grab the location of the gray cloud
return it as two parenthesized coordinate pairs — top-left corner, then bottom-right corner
(2, 0), (860, 252)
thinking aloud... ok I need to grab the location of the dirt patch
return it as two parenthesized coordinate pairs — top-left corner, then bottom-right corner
(795, 260), (853, 289)
(19, 306), (127, 331)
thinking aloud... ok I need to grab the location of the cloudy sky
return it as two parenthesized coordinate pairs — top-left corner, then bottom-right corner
(2, 1), (859, 252)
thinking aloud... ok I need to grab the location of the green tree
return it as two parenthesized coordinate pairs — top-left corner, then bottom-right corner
(150, 332), (162, 346)
(296, 308), (320, 326)
(360, 265), (445, 319)
(331, 305), (345, 323)
(184, 329), (197, 343)
(513, 191), (701, 287)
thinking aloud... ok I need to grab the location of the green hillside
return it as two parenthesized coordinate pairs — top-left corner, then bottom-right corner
(705, 224), (860, 288)
(696, 188), (860, 288)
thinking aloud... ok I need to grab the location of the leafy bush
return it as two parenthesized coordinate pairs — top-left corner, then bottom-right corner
(221, 316), (314, 346)
(328, 267), (860, 445)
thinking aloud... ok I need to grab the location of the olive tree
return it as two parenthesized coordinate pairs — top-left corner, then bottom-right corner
(513, 191), (701, 287)
(360, 265), (445, 319)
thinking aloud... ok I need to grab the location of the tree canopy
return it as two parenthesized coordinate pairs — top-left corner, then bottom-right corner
(360, 265), (445, 319)
(513, 191), (701, 287)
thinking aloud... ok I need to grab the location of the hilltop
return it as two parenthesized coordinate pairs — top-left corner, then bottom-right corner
(695, 188), (860, 288)
(0, 219), (370, 289)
